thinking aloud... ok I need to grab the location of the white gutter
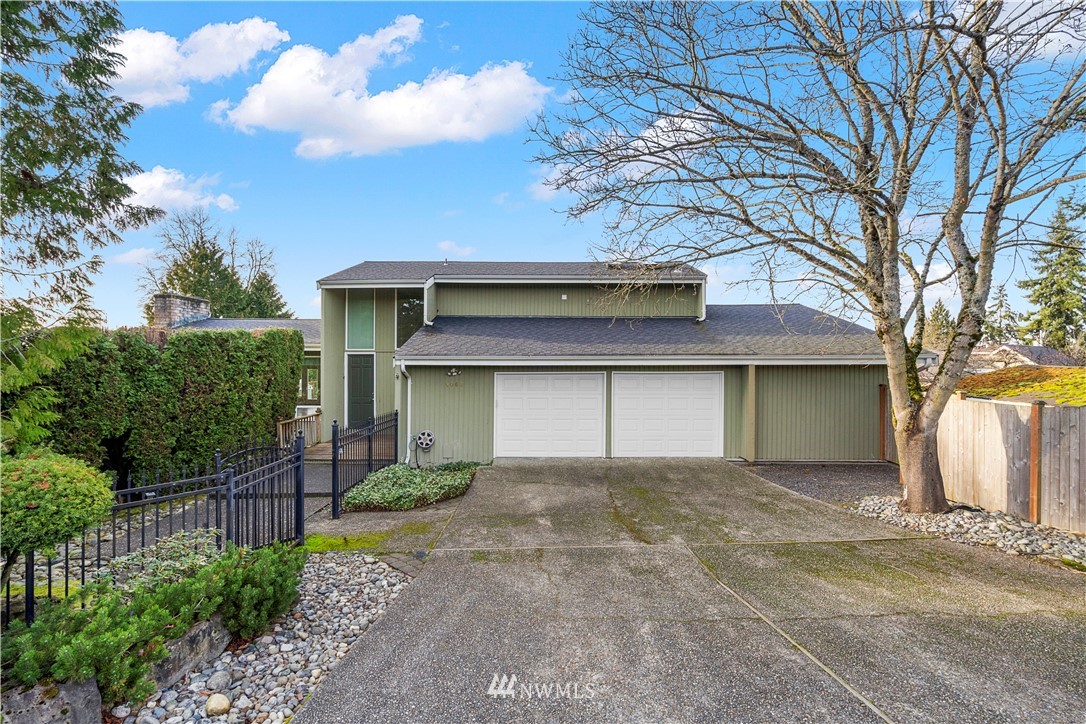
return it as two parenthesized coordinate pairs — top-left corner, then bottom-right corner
(317, 275), (706, 288)
(391, 354), (897, 367)
(399, 361), (412, 464)
(422, 277), (436, 325)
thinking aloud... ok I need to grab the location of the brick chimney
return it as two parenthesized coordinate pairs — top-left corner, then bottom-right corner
(152, 293), (211, 328)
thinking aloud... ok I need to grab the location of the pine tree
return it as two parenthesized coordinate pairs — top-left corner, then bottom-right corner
(923, 299), (954, 351)
(2, 1), (162, 452)
(981, 284), (1020, 345)
(141, 209), (292, 320)
(1018, 199), (1086, 351)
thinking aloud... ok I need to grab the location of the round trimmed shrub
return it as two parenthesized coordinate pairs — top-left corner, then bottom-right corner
(1, 451), (113, 585)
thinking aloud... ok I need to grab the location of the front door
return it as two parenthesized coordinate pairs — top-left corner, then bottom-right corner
(347, 354), (375, 428)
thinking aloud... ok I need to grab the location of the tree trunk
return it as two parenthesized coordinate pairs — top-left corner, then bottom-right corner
(897, 423), (949, 513)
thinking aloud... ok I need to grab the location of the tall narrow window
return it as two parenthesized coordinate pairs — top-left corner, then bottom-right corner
(347, 289), (374, 349)
(397, 289), (424, 348)
(299, 356), (321, 404)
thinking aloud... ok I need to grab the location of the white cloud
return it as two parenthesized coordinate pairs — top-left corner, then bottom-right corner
(214, 15), (550, 158)
(437, 240), (475, 257)
(492, 192), (511, 206)
(308, 294), (321, 309)
(115, 18), (289, 107)
(125, 166), (238, 212)
(110, 247), (156, 265)
(528, 166), (562, 201)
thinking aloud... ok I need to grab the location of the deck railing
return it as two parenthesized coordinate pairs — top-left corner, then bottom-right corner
(278, 411), (321, 448)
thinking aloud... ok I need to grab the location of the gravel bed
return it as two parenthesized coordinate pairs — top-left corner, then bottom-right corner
(856, 496), (1086, 569)
(749, 463), (902, 505)
(120, 552), (409, 724)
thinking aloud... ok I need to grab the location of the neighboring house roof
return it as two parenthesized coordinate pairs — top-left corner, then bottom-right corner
(318, 260), (706, 284)
(999, 344), (1080, 367)
(396, 304), (888, 362)
(180, 318), (321, 348)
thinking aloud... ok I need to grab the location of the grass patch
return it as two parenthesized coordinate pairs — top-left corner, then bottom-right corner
(304, 532), (391, 552)
(342, 462), (479, 512)
(957, 367), (1086, 405)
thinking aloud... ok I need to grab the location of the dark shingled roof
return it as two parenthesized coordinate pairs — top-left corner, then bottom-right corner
(396, 304), (881, 360)
(180, 318), (321, 347)
(1001, 344), (1081, 367)
(319, 260), (706, 284)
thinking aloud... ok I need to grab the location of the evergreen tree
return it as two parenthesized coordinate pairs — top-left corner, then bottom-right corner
(2, 0), (162, 452)
(1018, 199), (1086, 351)
(981, 284), (1020, 345)
(141, 209), (291, 320)
(244, 270), (293, 318)
(923, 299), (954, 351)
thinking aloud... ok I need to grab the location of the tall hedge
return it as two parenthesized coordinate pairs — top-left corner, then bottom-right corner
(45, 328), (302, 475)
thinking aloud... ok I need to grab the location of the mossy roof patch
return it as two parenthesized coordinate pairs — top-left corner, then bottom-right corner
(957, 366), (1086, 406)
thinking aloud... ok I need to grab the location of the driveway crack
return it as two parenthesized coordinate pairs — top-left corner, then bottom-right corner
(682, 544), (896, 724)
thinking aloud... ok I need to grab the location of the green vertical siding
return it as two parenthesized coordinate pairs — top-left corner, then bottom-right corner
(755, 365), (887, 461)
(433, 283), (701, 318)
(320, 289), (346, 439)
(424, 283), (437, 323)
(408, 366), (495, 465)
(405, 364), (887, 463)
(722, 368), (743, 458)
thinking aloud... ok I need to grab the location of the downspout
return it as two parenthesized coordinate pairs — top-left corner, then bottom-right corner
(399, 360), (412, 463)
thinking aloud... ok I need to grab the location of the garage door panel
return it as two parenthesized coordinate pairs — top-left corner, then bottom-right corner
(495, 373), (605, 457)
(613, 373), (723, 458)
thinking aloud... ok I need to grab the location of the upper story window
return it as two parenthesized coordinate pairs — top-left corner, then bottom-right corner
(397, 289), (424, 348)
(346, 289), (374, 350)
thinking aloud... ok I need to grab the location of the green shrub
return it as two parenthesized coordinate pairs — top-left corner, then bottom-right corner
(1, 541), (306, 706)
(342, 462), (479, 512)
(0, 451), (113, 587)
(217, 543), (308, 638)
(44, 328), (302, 473)
(94, 529), (223, 600)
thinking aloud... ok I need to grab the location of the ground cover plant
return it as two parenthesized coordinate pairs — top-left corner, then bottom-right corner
(342, 462), (480, 511)
(1, 537), (307, 707)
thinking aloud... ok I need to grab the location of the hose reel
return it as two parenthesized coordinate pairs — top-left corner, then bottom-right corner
(415, 430), (435, 450)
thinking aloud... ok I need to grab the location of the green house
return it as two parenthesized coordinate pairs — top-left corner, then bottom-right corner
(317, 261), (927, 464)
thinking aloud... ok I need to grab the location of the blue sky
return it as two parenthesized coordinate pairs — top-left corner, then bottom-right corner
(95, 2), (1072, 328)
(99, 2), (610, 326)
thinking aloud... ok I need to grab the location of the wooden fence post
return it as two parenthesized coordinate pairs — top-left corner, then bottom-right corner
(1029, 400), (1045, 524)
(879, 384), (887, 462)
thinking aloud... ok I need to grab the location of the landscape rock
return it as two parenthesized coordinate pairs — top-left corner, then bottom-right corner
(152, 616), (233, 689)
(1, 679), (102, 724)
(205, 693), (231, 716)
(855, 496), (1086, 569)
(133, 552), (409, 723)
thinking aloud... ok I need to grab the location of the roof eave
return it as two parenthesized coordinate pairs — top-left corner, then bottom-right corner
(393, 353), (890, 367)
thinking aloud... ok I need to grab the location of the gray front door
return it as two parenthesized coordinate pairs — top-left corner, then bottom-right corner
(347, 354), (375, 428)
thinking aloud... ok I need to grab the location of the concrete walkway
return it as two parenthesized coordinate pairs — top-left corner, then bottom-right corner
(295, 459), (1086, 723)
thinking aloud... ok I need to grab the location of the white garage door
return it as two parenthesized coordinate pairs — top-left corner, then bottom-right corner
(494, 373), (605, 457)
(612, 373), (723, 457)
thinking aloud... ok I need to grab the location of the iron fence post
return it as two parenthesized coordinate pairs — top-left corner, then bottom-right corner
(24, 552), (35, 624)
(224, 469), (235, 545)
(214, 448), (222, 475)
(367, 423), (374, 476)
(331, 419), (341, 520)
(295, 430), (306, 544)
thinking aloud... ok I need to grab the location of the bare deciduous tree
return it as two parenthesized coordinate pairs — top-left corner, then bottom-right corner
(533, 0), (1086, 512)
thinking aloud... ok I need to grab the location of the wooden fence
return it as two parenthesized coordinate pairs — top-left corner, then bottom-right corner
(278, 411), (321, 448)
(882, 389), (1085, 533)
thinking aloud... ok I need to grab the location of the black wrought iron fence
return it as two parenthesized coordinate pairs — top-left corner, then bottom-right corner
(2, 434), (307, 628)
(330, 411), (398, 519)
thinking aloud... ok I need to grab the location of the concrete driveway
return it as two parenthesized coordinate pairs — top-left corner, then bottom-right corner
(296, 459), (1086, 723)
